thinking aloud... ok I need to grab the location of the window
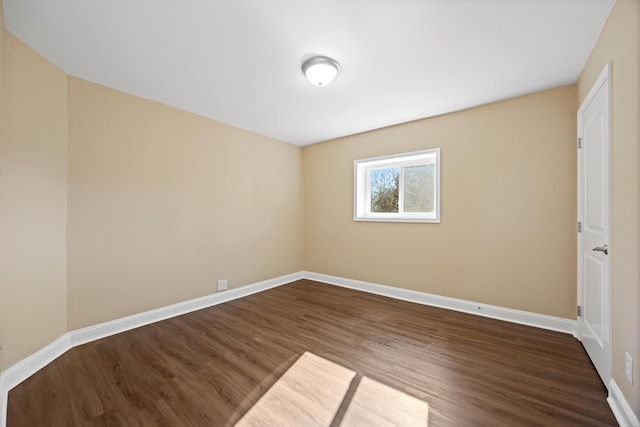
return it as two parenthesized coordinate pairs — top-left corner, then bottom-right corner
(354, 149), (440, 223)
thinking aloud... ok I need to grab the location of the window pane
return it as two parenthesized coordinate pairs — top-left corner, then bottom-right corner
(404, 164), (435, 213)
(370, 167), (399, 213)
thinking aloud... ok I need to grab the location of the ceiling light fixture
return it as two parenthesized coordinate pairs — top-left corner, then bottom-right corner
(302, 56), (340, 86)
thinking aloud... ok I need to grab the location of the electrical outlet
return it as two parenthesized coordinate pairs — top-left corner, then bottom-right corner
(217, 279), (228, 291)
(625, 352), (633, 384)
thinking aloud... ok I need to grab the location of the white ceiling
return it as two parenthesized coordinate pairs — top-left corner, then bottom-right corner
(3, 0), (615, 146)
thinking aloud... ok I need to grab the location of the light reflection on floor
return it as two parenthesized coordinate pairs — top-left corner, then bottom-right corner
(235, 352), (429, 426)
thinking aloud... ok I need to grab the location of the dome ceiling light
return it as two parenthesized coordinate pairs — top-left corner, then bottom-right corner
(302, 56), (340, 86)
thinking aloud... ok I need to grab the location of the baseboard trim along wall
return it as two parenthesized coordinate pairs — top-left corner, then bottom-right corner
(608, 379), (640, 427)
(3, 271), (635, 427)
(303, 271), (577, 336)
(0, 334), (72, 427)
(69, 272), (304, 347)
(0, 271), (303, 427)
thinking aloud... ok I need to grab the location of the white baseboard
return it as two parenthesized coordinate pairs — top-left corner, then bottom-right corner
(70, 271), (303, 347)
(0, 372), (5, 427)
(0, 334), (72, 427)
(608, 379), (640, 427)
(302, 271), (577, 335)
(0, 271), (302, 427)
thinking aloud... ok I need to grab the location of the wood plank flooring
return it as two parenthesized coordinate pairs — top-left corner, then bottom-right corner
(7, 280), (617, 426)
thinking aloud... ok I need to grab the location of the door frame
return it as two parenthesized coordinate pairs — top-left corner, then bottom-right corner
(576, 62), (612, 388)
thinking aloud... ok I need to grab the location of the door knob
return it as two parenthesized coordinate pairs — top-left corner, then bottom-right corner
(592, 244), (608, 255)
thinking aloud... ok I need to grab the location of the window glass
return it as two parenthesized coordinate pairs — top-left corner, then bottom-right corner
(404, 164), (434, 213)
(370, 167), (399, 213)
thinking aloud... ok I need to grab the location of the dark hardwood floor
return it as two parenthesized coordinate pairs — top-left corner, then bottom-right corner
(8, 280), (617, 426)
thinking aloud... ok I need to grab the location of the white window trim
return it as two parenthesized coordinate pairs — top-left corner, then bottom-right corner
(354, 148), (440, 223)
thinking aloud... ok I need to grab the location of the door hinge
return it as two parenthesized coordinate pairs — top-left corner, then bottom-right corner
(578, 221), (582, 233)
(577, 305), (582, 317)
(578, 137), (582, 149)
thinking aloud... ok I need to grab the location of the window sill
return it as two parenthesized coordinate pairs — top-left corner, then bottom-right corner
(354, 217), (440, 223)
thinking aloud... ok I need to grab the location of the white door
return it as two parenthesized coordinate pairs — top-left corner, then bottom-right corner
(577, 64), (611, 387)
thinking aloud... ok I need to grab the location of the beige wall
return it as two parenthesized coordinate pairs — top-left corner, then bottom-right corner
(0, 30), (69, 370)
(67, 79), (303, 329)
(304, 85), (577, 319)
(577, 0), (640, 415)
